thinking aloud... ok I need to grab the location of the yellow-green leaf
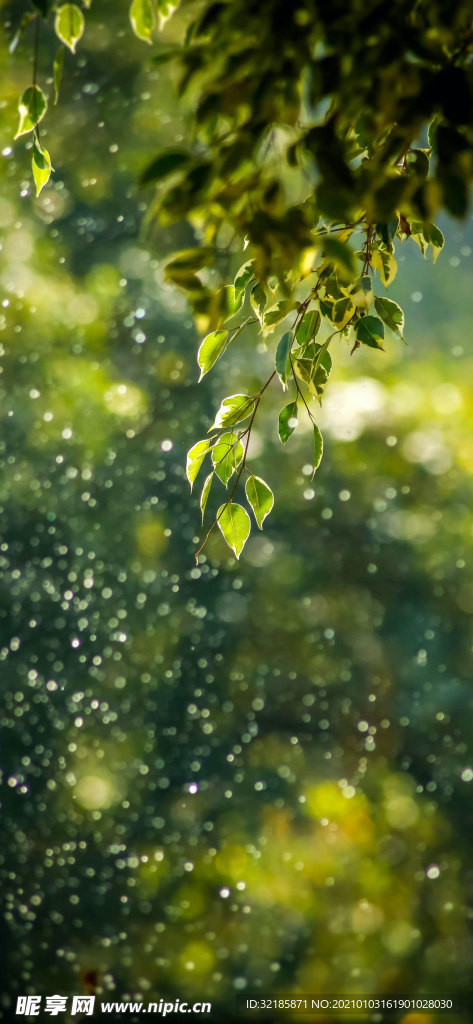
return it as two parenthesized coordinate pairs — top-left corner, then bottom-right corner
(245, 475), (274, 529)
(200, 472), (213, 523)
(197, 330), (229, 381)
(129, 0), (155, 42)
(372, 249), (397, 287)
(210, 394), (255, 431)
(15, 86), (47, 138)
(312, 424), (323, 479)
(211, 432), (243, 485)
(217, 502), (251, 558)
(55, 4), (85, 52)
(186, 438), (211, 490)
(32, 143), (52, 197)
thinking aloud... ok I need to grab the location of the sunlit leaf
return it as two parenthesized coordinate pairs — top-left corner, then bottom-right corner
(54, 4), (85, 52)
(332, 296), (355, 328)
(312, 424), (323, 478)
(200, 472), (213, 523)
(186, 438), (211, 490)
(245, 475), (274, 529)
(156, 0), (179, 29)
(32, 142), (52, 197)
(197, 330), (229, 380)
(374, 296), (404, 339)
(234, 260), (255, 301)
(372, 249), (397, 286)
(217, 502), (251, 558)
(355, 315), (385, 350)
(278, 401), (298, 444)
(210, 394), (255, 431)
(212, 432), (243, 484)
(15, 86), (47, 138)
(129, 0), (155, 42)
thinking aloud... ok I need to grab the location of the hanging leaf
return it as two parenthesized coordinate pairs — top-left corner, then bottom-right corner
(331, 296), (355, 329)
(53, 46), (65, 105)
(197, 330), (229, 380)
(371, 249), (398, 286)
(200, 473), (213, 523)
(278, 401), (298, 444)
(186, 438), (211, 490)
(312, 424), (323, 479)
(275, 331), (293, 386)
(374, 296), (404, 339)
(355, 315), (385, 350)
(423, 223), (444, 263)
(263, 298), (295, 334)
(217, 503), (251, 558)
(210, 394), (255, 431)
(15, 86), (47, 138)
(129, 0), (155, 42)
(156, 0), (179, 28)
(54, 4), (85, 52)
(250, 282), (267, 325)
(234, 260), (255, 301)
(212, 432), (243, 485)
(245, 475), (274, 529)
(32, 142), (52, 197)
(296, 310), (320, 348)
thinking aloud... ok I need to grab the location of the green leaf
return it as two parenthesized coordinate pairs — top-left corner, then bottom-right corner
(197, 330), (229, 380)
(332, 296), (355, 329)
(312, 424), (323, 479)
(32, 142), (52, 197)
(371, 249), (397, 286)
(129, 0), (154, 42)
(250, 282), (267, 325)
(278, 401), (298, 444)
(263, 299), (295, 334)
(186, 438), (211, 490)
(15, 86), (47, 138)
(423, 223), (444, 263)
(355, 316), (385, 350)
(140, 151), (188, 186)
(156, 0), (178, 29)
(217, 503), (251, 558)
(221, 284), (243, 322)
(53, 46), (65, 105)
(275, 331), (293, 386)
(210, 394), (254, 431)
(374, 296), (404, 339)
(323, 238), (357, 280)
(212, 432), (243, 485)
(245, 475), (274, 529)
(200, 472), (213, 523)
(296, 310), (320, 348)
(54, 4), (85, 52)
(234, 260), (255, 300)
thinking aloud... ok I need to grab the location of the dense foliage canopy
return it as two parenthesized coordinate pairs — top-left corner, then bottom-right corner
(8, 0), (473, 556)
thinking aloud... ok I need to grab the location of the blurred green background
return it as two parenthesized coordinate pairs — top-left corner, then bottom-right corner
(1, 3), (473, 1022)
